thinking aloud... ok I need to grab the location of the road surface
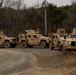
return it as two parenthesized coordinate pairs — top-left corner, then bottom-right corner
(0, 48), (76, 75)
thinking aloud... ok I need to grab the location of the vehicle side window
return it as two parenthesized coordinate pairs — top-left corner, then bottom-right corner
(53, 36), (57, 38)
(53, 36), (55, 38)
(70, 35), (76, 38)
(28, 35), (31, 38)
(33, 35), (37, 38)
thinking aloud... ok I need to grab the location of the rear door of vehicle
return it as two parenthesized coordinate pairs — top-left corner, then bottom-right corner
(27, 35), (33, 45)
(53, 35), (58, 47)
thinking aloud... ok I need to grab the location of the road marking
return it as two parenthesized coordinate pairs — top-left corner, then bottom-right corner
(9, 68), (36, 75)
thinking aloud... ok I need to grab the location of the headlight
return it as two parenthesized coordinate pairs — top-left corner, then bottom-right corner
(66, 41), (71, 45)
(68, 41), (71, 44)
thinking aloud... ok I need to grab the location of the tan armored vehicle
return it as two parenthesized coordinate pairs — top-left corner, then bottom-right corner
(58, 28), (76, 51)
(0, 30), (17, 48)
(19, 29), (50, 48)
(49, 28), (67, 50)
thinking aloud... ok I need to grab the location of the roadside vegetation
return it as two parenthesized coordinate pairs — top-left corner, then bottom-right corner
(0, 0), (76, 37)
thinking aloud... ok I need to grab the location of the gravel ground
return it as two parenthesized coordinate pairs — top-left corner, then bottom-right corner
(0, 48), (76, 75)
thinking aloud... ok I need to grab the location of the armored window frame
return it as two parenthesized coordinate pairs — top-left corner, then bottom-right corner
(28, 35), (31, 38)
(33, 35), (38, 38)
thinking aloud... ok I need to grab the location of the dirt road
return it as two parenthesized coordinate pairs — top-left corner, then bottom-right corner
(0, 48), (76, 75)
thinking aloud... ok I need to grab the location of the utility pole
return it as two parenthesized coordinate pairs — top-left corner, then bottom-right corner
(44, 0), (47, 36)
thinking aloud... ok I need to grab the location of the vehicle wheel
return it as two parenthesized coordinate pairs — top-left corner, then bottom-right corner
(46, 44), (49, 48)
(11, 44), (16, 48)
(59, 43), (63, 51)
(4, 41), (10, 48)
(21, 41), (27, 48)
(40, 41), (46, 48)
(62, 46), (67, 54)
(49, 42), (54, 50)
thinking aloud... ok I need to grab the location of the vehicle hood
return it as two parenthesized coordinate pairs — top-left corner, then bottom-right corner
(4, 37), (16, 39)
(65, 38), (76, 42)
(40, 36), (49, 39)
(59, 38), (65, 41)
(59, 38), (76, 42)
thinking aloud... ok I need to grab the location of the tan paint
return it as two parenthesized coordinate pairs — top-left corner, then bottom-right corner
(0, 30), (16, 46)
(49, 29), (67, 48)
(19, 29), (49, 47)
(59, 28), (76, 49)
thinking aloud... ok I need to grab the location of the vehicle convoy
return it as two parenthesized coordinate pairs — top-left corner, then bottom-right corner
(0, 30), (17, 48)
(49, 28), (67, 50)
(19, 29), (50, 48)
(58, 28), (76, 51)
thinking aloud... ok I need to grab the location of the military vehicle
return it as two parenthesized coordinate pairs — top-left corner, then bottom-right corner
(58, 28), (76, 51)
(19, 29), (50, 48)
(0, 30), (17, 48)
(49, 28), (67, 50)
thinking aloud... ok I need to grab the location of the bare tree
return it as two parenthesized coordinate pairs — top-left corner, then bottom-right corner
(16, 0), (23, 9)
(3, 0), (24, 9)
(3, 0), (12, 7)
(71, 0), (76, 3)
(0, 0), (4, 7)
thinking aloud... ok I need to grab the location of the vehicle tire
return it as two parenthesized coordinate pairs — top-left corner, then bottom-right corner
(62, 46), (67, 54)
(59, 43), (63, 51)
(40, 41), (46, 48)
(46, 44), (49, 48)
(4, 41), (10, 48)
(21, 41), (27, 48)
(49, 42), (54, 50)
(62, 46), (66, 52)
(11, 44), (16, 48)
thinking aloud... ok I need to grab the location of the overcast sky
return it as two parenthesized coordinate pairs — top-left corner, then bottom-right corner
(24, 0), (72, 7)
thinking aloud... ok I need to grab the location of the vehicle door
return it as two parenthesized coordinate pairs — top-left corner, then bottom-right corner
(53, 35), (58, 47)
(0, 35), (4, 45)
(26, 35), (33, 45)
(32, 35), (39, 45)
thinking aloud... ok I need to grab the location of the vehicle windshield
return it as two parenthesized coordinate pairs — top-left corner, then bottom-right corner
(60, 34), (65, 38)
(70, 35), (76, 38)
(37, 34), (44, 37)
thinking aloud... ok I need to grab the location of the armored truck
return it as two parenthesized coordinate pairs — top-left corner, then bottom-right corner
(58, 28), (76, 51)
(49, 28), (67, 50)
(0, 30), (17, 48)
(19, 29), (50, 48)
